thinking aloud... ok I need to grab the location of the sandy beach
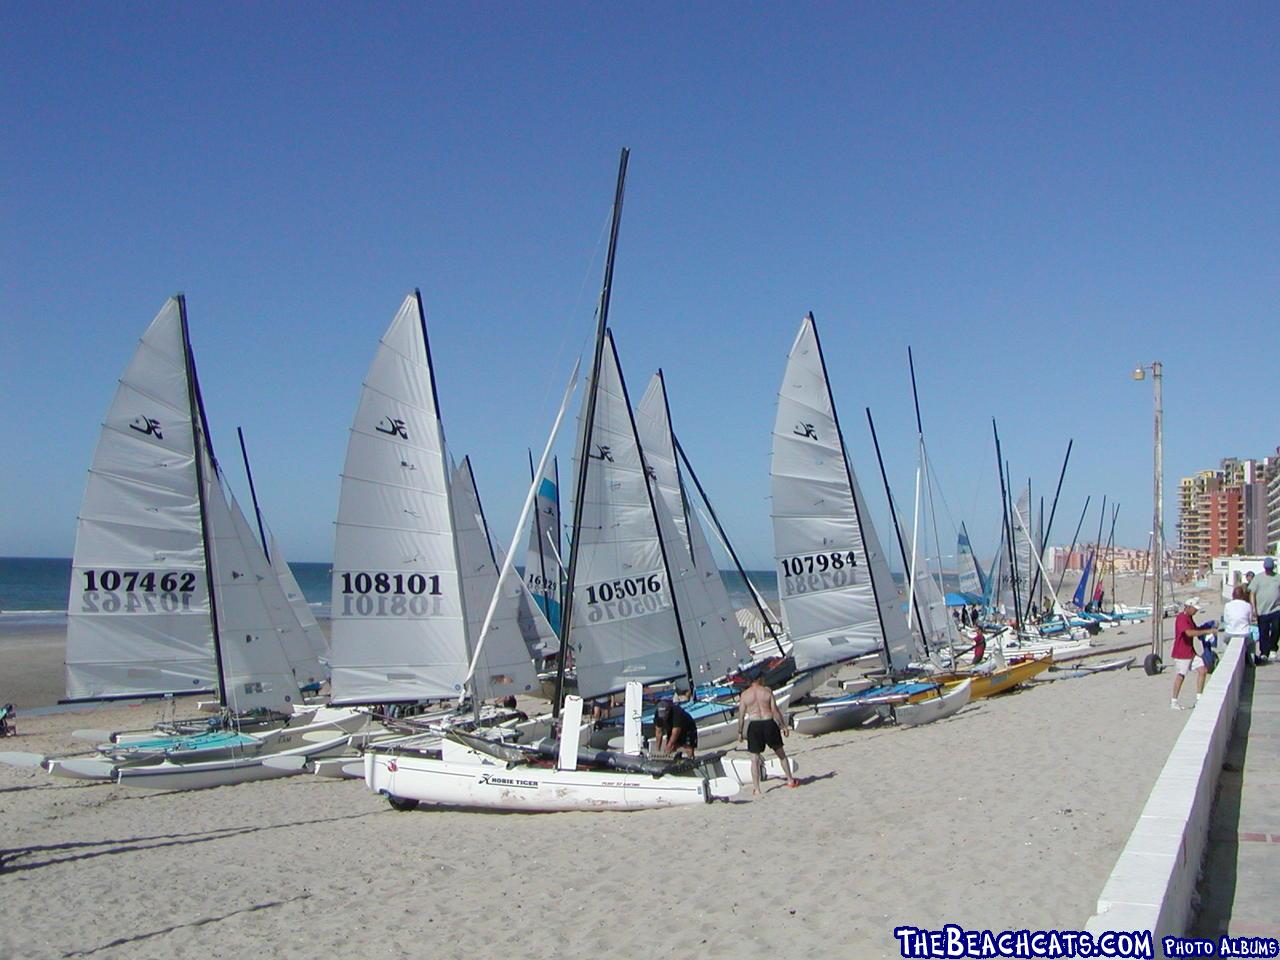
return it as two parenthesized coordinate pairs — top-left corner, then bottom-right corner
(0, 572), (1203, 960)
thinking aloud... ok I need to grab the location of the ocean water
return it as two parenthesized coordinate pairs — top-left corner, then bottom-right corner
(0, 557), (780, 627)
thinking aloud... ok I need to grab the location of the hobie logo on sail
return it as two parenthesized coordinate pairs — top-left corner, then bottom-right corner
(129, 416), (163, 439)
(375, 416), (408, 439)
(794, 423), (818, 440)
(589, 444), (614, 462)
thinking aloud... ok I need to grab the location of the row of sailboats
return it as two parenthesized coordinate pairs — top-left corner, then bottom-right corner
(7, 149), (1072, 806)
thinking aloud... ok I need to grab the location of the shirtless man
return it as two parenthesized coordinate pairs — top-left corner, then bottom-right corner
(736, 675), (797, 794)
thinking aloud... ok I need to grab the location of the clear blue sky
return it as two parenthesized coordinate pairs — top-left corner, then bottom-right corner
(2, 3), (1276, 569)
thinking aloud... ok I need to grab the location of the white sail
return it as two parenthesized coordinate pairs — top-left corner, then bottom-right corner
(635, 373), (747, 680)
(568, 332), (688, 700)
(330, 293), (469, 703)
(267, 531), (331, 666)
(201, 455), (305, 714)
(1012, 487), (1033, 610)
(449, 458), (544, 699)
(957, 526), (983, 598)
(523, 455), (562, 638)
(770, 315), (913, 673)
(65, 298), (217, 701)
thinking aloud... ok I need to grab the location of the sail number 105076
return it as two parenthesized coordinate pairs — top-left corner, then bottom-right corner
(584, 575), (662, 605)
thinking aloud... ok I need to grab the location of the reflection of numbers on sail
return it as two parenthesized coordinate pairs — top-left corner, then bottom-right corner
(780, 566), (853, 598)
(341, 594), (443, 617)
(583, 591), (665, 623)
(80, 590), (193, 614)
(339, 572), (442, 596)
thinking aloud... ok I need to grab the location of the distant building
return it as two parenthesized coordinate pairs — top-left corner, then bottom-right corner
(1177, 453), (1280, 577)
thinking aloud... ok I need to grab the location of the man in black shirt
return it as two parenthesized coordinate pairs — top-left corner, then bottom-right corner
(653, 699), (698, 758)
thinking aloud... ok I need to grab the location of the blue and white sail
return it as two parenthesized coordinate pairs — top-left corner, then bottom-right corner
(770, 315), (914, 673)
(1072, 551), (1094, 608)
(523, 455), (562, 636)
(957, 525), (985, 600)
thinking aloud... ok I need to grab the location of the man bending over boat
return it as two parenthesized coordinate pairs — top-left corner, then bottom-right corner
(737, 676), (797, 795)
(653, 699), (698, 759)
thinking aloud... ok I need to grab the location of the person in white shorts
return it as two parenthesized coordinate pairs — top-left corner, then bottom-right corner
(1171, 598), (1215, 710)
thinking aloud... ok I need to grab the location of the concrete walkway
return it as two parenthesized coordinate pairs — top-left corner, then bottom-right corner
(1193, 660), (1280, 937)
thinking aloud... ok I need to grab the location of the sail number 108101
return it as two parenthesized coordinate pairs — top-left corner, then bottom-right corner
(339, 572), (442, 596)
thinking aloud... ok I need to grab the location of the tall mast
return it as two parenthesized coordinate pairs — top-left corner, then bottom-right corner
(674, 436), (787, 657)
(1088, 495), (1108, 606)
(555, 147), (629, 717)
(1028, 440), (1073, 603)
(866, 406), (930, 652)
(1055, 495), (1091, 596)
(179, 295), (229, 709)
(992, 420), (1021, 629)
(808, 313), (893, 666)
(236, 427), (270, 562)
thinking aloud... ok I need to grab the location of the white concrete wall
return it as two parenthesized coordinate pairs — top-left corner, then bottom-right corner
(1084, 634), (1247, 952)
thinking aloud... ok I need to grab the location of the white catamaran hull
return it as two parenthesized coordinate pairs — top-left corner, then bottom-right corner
(894, 679), (972, 726)
(364, 742), (736, 812)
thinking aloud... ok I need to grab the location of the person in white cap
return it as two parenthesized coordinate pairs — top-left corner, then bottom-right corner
(1248, 557), (1280, 663)
(1171, 598), (1215, 710)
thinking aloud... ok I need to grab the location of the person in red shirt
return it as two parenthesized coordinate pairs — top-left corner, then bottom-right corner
(1171, 598), (1215, 710)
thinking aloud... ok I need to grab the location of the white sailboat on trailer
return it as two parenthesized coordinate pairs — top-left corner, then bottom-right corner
(11, 296), (368, 788)
(363, 150), (741, 811)
(770, 314), (970, 736)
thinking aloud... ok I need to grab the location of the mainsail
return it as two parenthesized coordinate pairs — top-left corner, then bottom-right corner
(1011, 487), (1034, 609)
(450, 457), (549, 699)
(635, 372), (747, 680)
(567, 332), (689, 700)
(66, 298), (217, 700)
(523, 455), (562, 635)
(1073, 551), (1094, 608)
(330, 293), (469, 704)
(770, 315), (913, 673)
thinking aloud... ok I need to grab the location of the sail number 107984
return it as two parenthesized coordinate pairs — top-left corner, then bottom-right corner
(780, 552), (858, 577)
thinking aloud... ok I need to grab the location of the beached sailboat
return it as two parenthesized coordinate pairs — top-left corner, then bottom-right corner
(362, 151), (742, 810)
(10, 296), (368, 787)
(769, 315), (970, 736)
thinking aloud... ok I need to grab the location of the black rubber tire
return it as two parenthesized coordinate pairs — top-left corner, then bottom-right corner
(1143, 653), (1163, 676)
(387, 795), (419, 812)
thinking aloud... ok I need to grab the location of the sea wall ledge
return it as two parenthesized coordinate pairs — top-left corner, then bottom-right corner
(1085, 632), (1247, 951)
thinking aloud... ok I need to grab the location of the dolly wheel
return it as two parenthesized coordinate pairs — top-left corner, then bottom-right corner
(387, 794), (419, 812)
(1143, 653), (1163, 676)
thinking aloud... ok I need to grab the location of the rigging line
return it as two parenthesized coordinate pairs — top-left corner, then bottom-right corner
(534, 204), (615, 420)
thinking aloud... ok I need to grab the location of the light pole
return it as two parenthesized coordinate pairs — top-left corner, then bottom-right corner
(1133, 361), (1164, 672)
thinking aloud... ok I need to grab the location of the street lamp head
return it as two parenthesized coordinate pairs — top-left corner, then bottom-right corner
(1132, 365), (1146, 381)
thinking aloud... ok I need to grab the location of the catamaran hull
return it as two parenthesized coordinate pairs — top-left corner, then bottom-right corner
(895, 679), (971, 726)
(932, 656), (1052, 700)
(364, 750), (732, 812)
(112, 730), (355, 791)
(790, 701), (882, 736)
